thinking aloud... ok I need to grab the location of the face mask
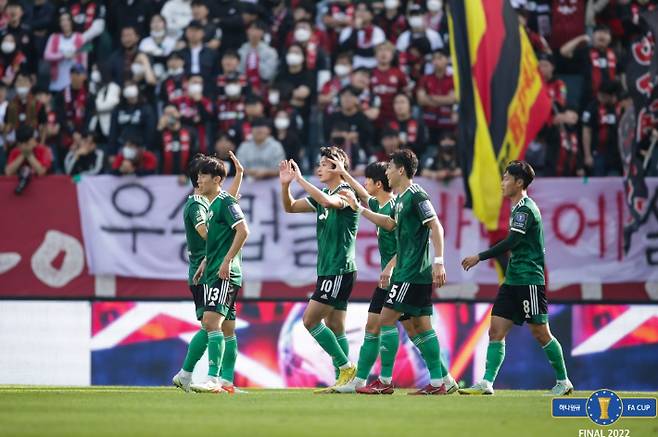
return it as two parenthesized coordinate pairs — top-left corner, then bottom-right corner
(123, 86), (138, 99)
(122, 146), (137, 160)
(427, 0), (442, 12)
(384, 0), (399, 9)
(91, 70), (101, 83)
(225, 83), (241, 97)
(334, 64), (350, 76)
(167, 115), (178, 128)
(131, 63), (145, 76)
(151, 29), (166, 39)
(409, 16), (424, 29)
(1, 41), (15, 54)
(168, 67), (183, 76)
(274, 117), (290, 130)
(268, 90), (280, 105)
(294, 28), (311, 43)
(286, 52), (303, 67)
(188, 83), (203, 95)
(16, 86), (29, 97)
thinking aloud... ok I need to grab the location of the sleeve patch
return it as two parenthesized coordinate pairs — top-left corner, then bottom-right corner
(511, 211), (529, 231)
(228, 203), (245, 222)
(417, 199), (436, 220)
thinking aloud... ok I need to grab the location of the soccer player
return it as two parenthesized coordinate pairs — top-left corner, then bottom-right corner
(341, 150), (455, 395)
(172, 153), (247, 393)
(458, 161), (573, 396)
(279, 147), (358, 391)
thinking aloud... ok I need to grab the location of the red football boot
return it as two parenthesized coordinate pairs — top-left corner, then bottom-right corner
(356, 379), (395, 395)
(408, 384), (448, 395)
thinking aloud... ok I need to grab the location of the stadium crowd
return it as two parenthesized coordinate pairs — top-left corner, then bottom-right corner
(1, 0), (656, 192)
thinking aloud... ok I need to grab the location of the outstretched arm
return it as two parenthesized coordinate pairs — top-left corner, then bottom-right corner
(226, 151), (244, 199)
(326, 158), (370, 203)
(290, 159), (346, 209)
(340, 190), (396, 231)
(280, 160), (315, 213)
(461, 231), (523, 271)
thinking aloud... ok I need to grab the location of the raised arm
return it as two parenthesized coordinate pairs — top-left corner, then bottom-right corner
(226, 151), (244, 199)
(279, 160), (315, 213)
(327, 158), (370, 203)
(340, 189), (396, 231)
(290, 159), (346, 209)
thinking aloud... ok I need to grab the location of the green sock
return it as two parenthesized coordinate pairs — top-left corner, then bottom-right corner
(207, 331), (224, 378)
(416, 329), (444, 382)
(182, 328), (208, 372)
(379, 325), (399, 379)
(411, 333), (451, 379)
(543, 337), (568, 380)
(356, 332), (381, 380)
(220, 335), (238, 383)
(332, 333), (349, 379)
(308, 324), (348, 367)
(483, 341), (505, 383)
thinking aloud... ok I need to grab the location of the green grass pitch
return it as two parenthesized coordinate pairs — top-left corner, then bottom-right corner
(1, 387), (656, 437)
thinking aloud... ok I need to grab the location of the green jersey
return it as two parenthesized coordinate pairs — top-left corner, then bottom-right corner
(203, 191), (245, 287)
(505, 196), (545, 286)
(391, 183), (436, 284)
(368, 196), (396, 271)
(183, 194), (209, 285)
(307, 182), (359, 276)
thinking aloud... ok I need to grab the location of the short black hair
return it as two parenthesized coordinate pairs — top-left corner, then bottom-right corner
(390, 149), (418, 178)
(16, 124), (34, 143)
(197, 156), (227, 180)
(365, 162), (391, 192)
(505, 160), (535, 189)
(187, 153), (207, 188)
(320, 146), (350, 171)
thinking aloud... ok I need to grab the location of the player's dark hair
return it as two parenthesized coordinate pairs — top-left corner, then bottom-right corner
(197, 156), (226, 181)
(390, 149), (418, 178)
(187, 153), (207, 188)
(365, 162), (391, 192)
(505, 160), (535, 189)
(320, 146), (350, 171)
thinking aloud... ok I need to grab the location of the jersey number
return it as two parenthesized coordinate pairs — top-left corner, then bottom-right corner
(205, 286), (220, 306)
(523, 300), (531, 317)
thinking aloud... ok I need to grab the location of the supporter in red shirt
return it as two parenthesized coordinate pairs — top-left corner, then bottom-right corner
(375, 0), (408, 43)
(111, 136), (158, 176)
(416, 49), (456, 144)
(5, 124), (52, 180)
(318, 51), (352, 114)
(371, 41), (408, 128)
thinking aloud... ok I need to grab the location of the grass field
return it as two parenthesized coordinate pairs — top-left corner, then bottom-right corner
(0, 387), (656, 437)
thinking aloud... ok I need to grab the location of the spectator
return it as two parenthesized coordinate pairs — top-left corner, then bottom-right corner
(108, 81), (156, 158)
(160, 0), (193, 40)
(426, 0), (447, 36)
(190, 0), (220, 50)
(157, 104), (198, 177)
(0, 33), (26, 86)
(396, 4), (443, 82)
(373, 127), (401, 162)
(64, 132), (104, 176)
(338, 2), (385, 69)
(549, 0), (586, 52)
(111, 136), (158, 176)
(416, 49), (456, 144)
(390, 92), (427, 157)
(181, 20), (218, 86)
(43, 12), (89, 92)
(129, 52), (158, 105)
(324, 85), (373, 162)
(350, 66), (380, 121)
(239, 20), (279, 96)
(213, 130), (240, 177)
(236, 117), (285, 179)
(269, 0), (294, 52)
(3, 1), (35, 73)
(139, 14), (178, 81)
(170, 74), (213, 153)
(30, 0), (56, 56)
(61, 0), (106, 43)
(371, 41), (408, 128)
(216, 50), (249, 98)
(107, 0), (151, 45)
(210, 0), (246, 52)
(36, 87), (63, 172)
(87, 62), (121, 146)
(275, 43), (314, 138)
(321, 0), (355, 57)
(159, 51), (187, 104)
(108, 25), (141, 85)
(215, 72), (246, 136)
(582, 80), (623, 177)
(421, 132), (462, 182)
(288, 18), (329, 75)
(318, 51), (351, 113)
(5, 124), (52, 194)
(273, 108), (302, 163)
(4, 72), (47, 143)
(53, 64), (91, 160)
(375, 0), (408, 43)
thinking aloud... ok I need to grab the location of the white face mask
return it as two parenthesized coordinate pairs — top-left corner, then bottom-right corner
(1, 41), (15, 54)
(151, 29), (166, 39)
(225, 83), (241, 97)
(188, 83), (203, 95)
(131, 63), (145, 76)
(384, 0), (399, 9)
(427, 0), (442, 12)
(334, 64), (350, 76)
(122, 146), (137, 160)
(91, 70), (101, 83)
(409, 15), (424, 29)
(268, 90), (280, 105)
(168, 67), (184, 76)
(16, 86), (29, 97)
(123, 86), (138, 99)
(294, 28), (311, 43)
(286, 52), (303, 67)
(274, 117), (290, 130)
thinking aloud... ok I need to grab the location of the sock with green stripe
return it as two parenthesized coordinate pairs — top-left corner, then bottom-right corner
(379, 325), (399, 383)
(543, 337), (568, 381)
(207, 331), (224, 378)
(416, 329), (444, 386)
(182, 328), (208, 373)
(220, 335), (238, 383)
(356, 332), (381, 380)
(307, 323), (349, 368)
(332, 333), (349, 379)
(411, 333), (451, 382)
(483, 341), (505, 383)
